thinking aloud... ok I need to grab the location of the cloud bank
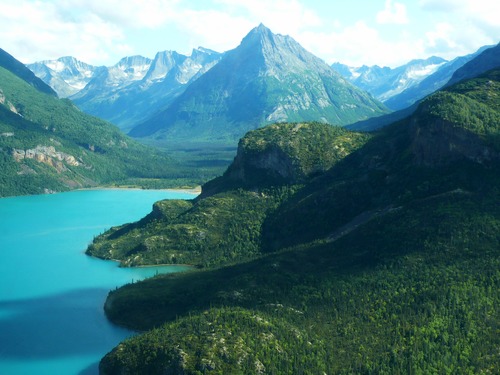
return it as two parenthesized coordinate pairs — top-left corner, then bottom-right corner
(0, 0), (498, 67)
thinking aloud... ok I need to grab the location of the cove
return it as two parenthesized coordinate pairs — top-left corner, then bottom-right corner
(0, 189), (196, 375)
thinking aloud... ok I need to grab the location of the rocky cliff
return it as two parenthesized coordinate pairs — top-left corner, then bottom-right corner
(200, 122), (369, 197)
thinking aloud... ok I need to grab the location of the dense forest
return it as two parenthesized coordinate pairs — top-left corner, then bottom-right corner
(95, 70), (499, 373)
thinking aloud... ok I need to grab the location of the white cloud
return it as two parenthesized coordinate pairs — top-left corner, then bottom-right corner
(418, 0), (466, 12)
(1, 0), (497, 68)
(214, 0), (322, 34)
(175, 9), (254, 54)
(156, 0), (325, 59)
(376, 0), (409, 25)
(419, 0), (500, 59)
(0, 0), (126, 64)
(300, 21), (424, 67)
(64, 0), (179, 28)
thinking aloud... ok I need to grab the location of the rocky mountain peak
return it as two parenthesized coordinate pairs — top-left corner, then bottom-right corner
(143, 50), (186, 81)
(236, 23), (323, 76)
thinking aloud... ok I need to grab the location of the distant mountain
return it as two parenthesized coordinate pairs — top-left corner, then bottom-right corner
(0, 49), (175, 197)
(0, 48), (57, 97)
(332, 57), (447, 102)
(129, 24), (388, 145)
(333, 45), (495, 113)
(385, 45), (492, 110)
(71, 48), (220, 131)
(347, 44), (499, 131)
(446, 43), (500, 87)
(27, 56), (98, 98)
(29, 48), (222, 131)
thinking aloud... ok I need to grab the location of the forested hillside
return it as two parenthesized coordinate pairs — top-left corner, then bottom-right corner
(0, 50), (193, 197)
(87, 123), (369, 267)
(96, 70), (499, 374)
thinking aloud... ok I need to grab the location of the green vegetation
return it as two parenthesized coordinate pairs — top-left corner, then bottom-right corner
(87, 122), (369, 267)
(88, 188), (287, 267)
(0, 65), (202, 197)
(96, 69), (500, 374)
(101, 190), (499, 374)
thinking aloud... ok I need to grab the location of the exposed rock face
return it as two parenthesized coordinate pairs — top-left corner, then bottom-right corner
(0, 88), (21, 115)
(225, 142), (296, 185)
(410, 117), (499, 166)
(12, 145), (82, 172)
(200, 122), (369, 198)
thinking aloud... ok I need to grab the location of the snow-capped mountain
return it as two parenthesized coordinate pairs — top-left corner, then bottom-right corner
(28, 49), (222, 131)
(384, 45), (492, 110)
(27, 56), (98, 98)
(129, 24), (388, 144)
(333, 45), (493, 111)
(70, 48), (221, 131)
(69, 55), (152, 99)
(332, 56), (447, 104)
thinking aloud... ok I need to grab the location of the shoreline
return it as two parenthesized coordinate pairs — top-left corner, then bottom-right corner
(76, 185), (202, 195)
(0, 185), (202, 200)
(86, 253), (195, 270)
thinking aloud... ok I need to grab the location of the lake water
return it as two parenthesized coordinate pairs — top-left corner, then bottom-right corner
(0, 189), (196, 375)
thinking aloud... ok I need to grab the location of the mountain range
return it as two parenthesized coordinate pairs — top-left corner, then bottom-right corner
(28, 27), (496, 149)
(29, 49), (222, 132)
(129, 24), (388, 145)
(332, 45), (490, 110)
(29, 25), (388, 144)
(0, 48), (181, 197)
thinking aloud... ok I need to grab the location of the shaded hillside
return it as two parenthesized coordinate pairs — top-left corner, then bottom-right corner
(129, 24), (387, 145)
(87, 123), (369, 267)
(96, 70), (499, 374)
(0, 51), (180, 197)
(446, 43), (500, 87)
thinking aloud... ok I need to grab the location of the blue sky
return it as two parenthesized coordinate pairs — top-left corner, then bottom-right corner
(1, 0), (498, 67)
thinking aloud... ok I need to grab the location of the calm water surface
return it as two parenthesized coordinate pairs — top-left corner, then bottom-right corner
(0, 189), (195, 375)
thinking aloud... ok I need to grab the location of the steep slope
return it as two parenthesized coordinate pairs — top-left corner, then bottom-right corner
(446, 43), (500, 87)
(0, 50), (177, 197)
(27, 56), (98, 98)
(96, 70), (499, 374)
(129, 24), (388, 145)
(0, 48), (56, 97)
(87, 122), (369, 267)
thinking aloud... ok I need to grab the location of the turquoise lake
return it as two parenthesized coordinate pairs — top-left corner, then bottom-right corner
(0, 189), (196, 375)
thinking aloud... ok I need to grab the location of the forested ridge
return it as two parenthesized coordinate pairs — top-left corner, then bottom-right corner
(96, 70), (500, 374)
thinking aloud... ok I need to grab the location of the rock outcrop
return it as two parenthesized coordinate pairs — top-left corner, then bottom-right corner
(12, 145), (82, 172)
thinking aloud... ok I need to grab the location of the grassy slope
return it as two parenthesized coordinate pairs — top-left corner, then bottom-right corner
(99, 71), (500, 374)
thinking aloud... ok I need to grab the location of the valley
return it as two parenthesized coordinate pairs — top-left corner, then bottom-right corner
(1, 18), (499, 375)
